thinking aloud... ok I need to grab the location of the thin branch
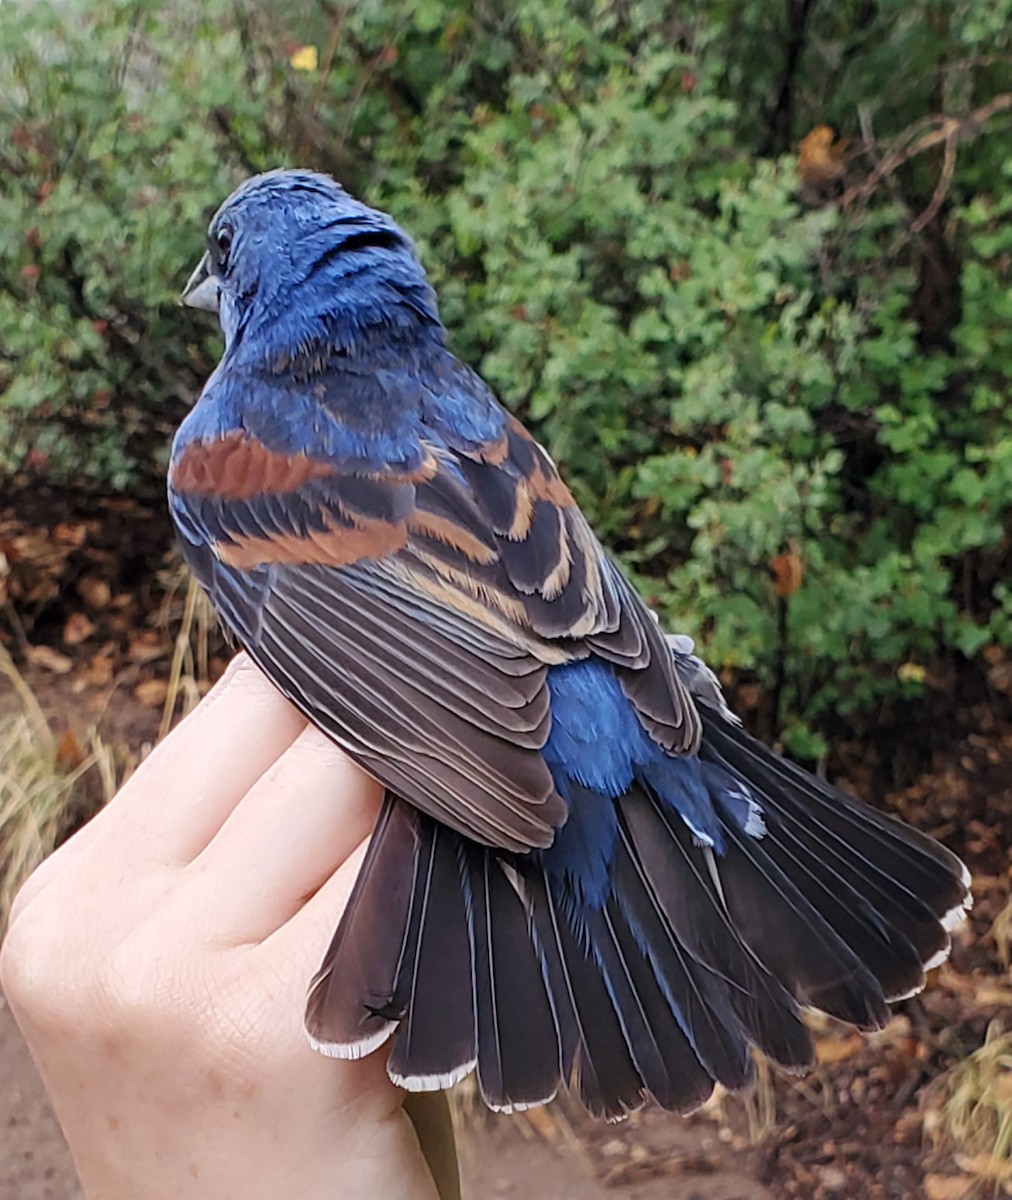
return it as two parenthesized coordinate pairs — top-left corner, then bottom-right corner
(762, 0), (819, 155)
(840, 92), (1012, 211)
(912, 124), (958, 233)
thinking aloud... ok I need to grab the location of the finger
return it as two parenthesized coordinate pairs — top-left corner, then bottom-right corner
(87, 655), (307, 865)
(259, 836), (372, 980)
(8, 656), (306, 928)
(169, 727), (382, 944)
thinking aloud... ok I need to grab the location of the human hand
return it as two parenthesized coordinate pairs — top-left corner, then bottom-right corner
(0, 655), (451, 1200)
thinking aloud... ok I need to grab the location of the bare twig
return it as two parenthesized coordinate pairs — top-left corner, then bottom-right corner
(840, 92), (1012, 212)
(912, 122), (959, 233)
(855, 104), (912, 217)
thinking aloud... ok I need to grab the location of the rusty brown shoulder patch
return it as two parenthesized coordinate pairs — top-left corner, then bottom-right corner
(171, 431), (334, 499)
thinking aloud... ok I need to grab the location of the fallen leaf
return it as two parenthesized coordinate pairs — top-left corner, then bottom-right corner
(76, 576), (112, 609)
(56, 728), (86, 771)
(987, 661), (1012, 696)
(63, 612), (96, 645)
(974, 984), (1012, 1006)
(956, 1153), (1012, 1182)
(815, 1033), (864, 1064)
(25, 644), (73, 673)
(53, 522), (89, 548)
(85, 651), (115, 688)
(128, 629), (165, 664)
(134, 679), (168, 707)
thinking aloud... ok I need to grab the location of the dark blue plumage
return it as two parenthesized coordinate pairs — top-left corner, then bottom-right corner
(171, 170), (970, 1118)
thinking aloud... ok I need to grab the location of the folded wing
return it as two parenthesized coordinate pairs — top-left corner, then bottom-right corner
(169, 365), (699, 850)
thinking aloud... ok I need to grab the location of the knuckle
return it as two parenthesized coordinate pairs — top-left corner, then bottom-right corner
(0, 910), (70, 1025)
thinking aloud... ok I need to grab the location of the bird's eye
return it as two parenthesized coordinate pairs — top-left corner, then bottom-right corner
(214, 225), (233, 268)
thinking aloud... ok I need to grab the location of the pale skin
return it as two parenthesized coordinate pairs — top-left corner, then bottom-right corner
(0, 655), (454, 1200)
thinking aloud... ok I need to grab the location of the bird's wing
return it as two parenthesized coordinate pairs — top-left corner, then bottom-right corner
(169, 371), (698, 851)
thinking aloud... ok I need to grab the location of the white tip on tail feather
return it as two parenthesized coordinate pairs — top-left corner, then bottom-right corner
(388, 1059), (477, 1092)
(485, 1088), (559, 1114)
(942, 892), (973, 932)
(921, 942), (953, 973)
(886, 981), (926, 1002)
(885, 884), (972, 1001)
(306, 1022), (397, 1061)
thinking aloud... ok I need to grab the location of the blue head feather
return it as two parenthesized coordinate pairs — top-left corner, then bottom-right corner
(199, 169), (443, 363)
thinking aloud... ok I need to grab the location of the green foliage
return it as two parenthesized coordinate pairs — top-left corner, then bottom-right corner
(1, 0), (1009, 745)
(0, 0), (295, 488)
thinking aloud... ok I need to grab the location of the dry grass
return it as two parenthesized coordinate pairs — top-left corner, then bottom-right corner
(0, 641), (118, 928)
(992, 897), (1012, 971)
(924, 1021), (1012, 1196)
(156, 573), (215, 740)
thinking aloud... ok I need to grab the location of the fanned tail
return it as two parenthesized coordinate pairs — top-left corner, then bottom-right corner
(306, 685), (970, 1119)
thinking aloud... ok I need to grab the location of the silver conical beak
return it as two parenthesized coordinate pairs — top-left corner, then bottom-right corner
(179, 253), (219, 311)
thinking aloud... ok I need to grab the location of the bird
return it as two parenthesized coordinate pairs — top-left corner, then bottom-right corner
(171, 169), (971, 1120)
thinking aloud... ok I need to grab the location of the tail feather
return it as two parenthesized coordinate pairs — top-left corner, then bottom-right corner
(739, 798), (931, 996)
(702, 717), (968, 928)
(617, 788), (814, 1073)
(722, 790), (926, 1003)
(305, 793), (413, 1057)
(714, 813), (891, 1027)
(387, 820), (477, 1089)
(701, 715), (969, 991)
(608, 829), (753, 1090)
(587, 896), (719, 1109)
(306, 684), (971, 1119)
(525, 865), (647, 1119)
(465, 850), (560, 1111)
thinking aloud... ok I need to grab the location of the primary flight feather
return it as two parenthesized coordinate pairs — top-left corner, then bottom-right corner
(171, 169), (970, 1117)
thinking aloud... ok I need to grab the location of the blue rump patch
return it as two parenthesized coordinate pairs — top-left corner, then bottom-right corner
(541, 661), (765, 906)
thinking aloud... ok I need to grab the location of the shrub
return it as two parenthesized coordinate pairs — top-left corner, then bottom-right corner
(1, 0), (1009, 747)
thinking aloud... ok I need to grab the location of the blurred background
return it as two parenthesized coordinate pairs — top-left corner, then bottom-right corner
(0, 1), (1009, 1197)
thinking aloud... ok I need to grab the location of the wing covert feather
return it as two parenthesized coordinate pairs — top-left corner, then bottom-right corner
(169, 365), (702, 848)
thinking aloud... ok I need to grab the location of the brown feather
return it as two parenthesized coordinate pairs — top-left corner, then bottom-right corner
(216, 514), (407, 569)
(408, 508), (501, 565)
(171, 431), (335, 498)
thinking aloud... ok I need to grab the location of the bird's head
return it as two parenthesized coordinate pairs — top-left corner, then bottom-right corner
(180, 169), (442, 361)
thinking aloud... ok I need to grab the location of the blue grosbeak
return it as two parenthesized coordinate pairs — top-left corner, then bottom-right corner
(171, 170), (970, 1119)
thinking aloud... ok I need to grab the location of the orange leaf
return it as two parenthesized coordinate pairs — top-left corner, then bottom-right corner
(815, 1032), (864, 1064)
(770, 550), (804, 598)
(798, 125), (847, 186)
(56, 728), (86, 772)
